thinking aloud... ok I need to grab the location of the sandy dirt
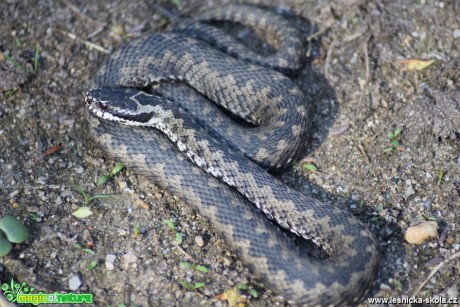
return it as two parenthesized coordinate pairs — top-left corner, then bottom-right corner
(0, 0), (459, 306)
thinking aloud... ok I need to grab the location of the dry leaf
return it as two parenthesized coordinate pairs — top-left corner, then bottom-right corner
(72, 207), (93, 219)
(43, 143), (61, 156)
(395, 59), (434, 71)
(215, 287), (247, 307)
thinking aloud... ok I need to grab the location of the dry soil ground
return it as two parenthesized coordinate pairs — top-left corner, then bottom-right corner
(0, 0), (459, 306)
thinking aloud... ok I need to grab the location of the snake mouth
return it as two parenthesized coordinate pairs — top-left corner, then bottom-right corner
(85, 93), (106, 115)
(85, 90), (123, 123)
(86, 97), (108, 110)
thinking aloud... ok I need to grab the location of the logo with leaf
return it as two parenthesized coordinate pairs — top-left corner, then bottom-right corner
(1, 279), (35, 303)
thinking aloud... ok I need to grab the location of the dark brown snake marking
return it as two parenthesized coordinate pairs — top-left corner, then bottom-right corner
(86, 4), (379, 306)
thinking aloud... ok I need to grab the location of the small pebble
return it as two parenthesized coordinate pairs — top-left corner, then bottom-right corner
(61, 189), (73, 197)
(68, 275), (82, 290)
(9, 190), (20, 198)
(379, 283), (392, 292)
(223, 257), (231, 266)
(405, 221), (438, 244)
(404, 185), (415, 198)
(111, 24), (125, 37)
(194, 236), (205, 247)
(106, 254), (116, 271)
(446, 236), (455, 244)
(454, 29), (460, 38)
(118, 181), (128, 189)
(121, 253), (138, 270)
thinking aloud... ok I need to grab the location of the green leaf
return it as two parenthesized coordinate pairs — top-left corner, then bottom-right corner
(383, 147), (394, 153)
(3, 87), (19, 98)
(3, 53), (23, 68)
(394, 127), (402, 137)
(133, 223), (140, 236)
(391, 139), (400, 147)
(195, 265), (208, 273)
(72, 207), (93, 219)
(193, 282), (205, 289)
(87, 260), (97, 270)
(0, 215), (29, 243)
(166, 219), (175, 231)
(437, 170), (444, 186)
(250, 289), (259, 298)
(302, 163), (317, 172)
(97, 175), (109, 185)
(179, 261), (192, 268)
(0, 234), (13, 257)
(111, 163), (125, 175)
(387, 132), (394, 139)
(180, 280), (194, 290)
(73, 243), (82, 249)
(72, 185), (89, 203)
(83, 248), (94, 254)
(175, 232), (183, 244)
(171, 0), (182, 8)
(237, 284), (249, 290)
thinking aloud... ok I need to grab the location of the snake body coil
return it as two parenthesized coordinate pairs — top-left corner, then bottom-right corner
(86, 5), (379, 306)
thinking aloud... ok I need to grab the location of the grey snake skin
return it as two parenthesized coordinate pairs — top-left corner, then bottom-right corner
(85, 4), (379, 306)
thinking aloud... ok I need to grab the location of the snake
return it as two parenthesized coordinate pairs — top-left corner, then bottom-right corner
(85, 4), (379, 306)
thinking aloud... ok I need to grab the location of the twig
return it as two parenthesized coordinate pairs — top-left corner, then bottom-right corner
(363, 42), (370, 81)
(174, 245), (192, 260)
(306, 26), (329, 42)
(324, 40), (336, 80)
(355, 41), (370, 118)
(306, 26), (329, 58)
(60, 30), (110, 54)
(343, 27), (367, 43)
(332, 123), (351, 137)
(412, 251), (460, 297)
(58, 0), (105, 27)
(357, 143), (371, 164)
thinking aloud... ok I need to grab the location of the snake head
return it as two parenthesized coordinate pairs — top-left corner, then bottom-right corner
(85, 87), (158, 125)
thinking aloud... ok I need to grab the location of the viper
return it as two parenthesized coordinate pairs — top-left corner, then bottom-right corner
(85, 4), (379, 306)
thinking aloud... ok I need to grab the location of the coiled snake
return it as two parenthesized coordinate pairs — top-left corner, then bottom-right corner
(85, 4), (379, 306)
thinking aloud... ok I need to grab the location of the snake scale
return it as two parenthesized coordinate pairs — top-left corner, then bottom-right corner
(85, 3), (379, 306)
